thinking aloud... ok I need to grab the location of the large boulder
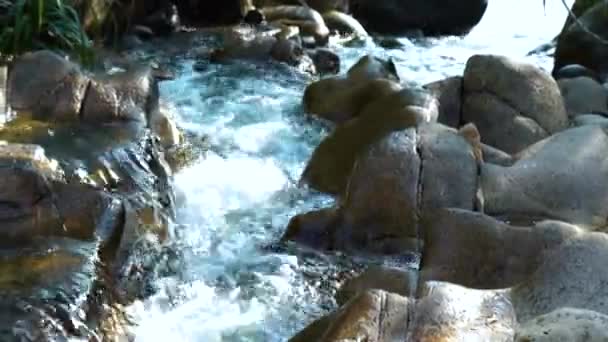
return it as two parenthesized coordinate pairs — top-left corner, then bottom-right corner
(515, 308), (608, 341)
(335, 265), (418, 306)
(303, 55), (402, 123)
(511, 232), (608, 321)
(290, 289), (409, 342)
(481, 125), (608, 227)
(410, 282), (515, 341)
(463, 54), (568, 153)
(423, 76), (463, 128)
(81, 65), (159, 123)
(8, 50), (173, 140)
(292, 282), (515, 342)
(554, 1), (608, 80)
(8, 50), (89, 121)
(0, 143), (123, 244)
(349, 0), (488, 36)
(292, 124), (478, 254)
(300, 98), (423, 195)
(558, 76), (608, 116)
(420, 208), (581, 289)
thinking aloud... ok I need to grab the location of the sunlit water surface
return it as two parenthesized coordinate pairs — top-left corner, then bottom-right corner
(128, 1), (573, 341)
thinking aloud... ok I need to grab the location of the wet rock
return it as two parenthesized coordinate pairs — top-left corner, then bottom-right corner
(0, 143), (124, 244)
(420, 208), (581, 289)
(260, 5), (330, 45)
(423, 76), (463, 128)
(82, 65), (159, 123)
(463, 54), (568, 153)
(515, 308), (608, 341)
(554, 2), (608, 80)
(149, 102), (183, 148)
(558, 76), (608, 116)
(335, 266), (417, 305)
(322, 10), (368, 38)
(481, 125), (608, 227)
(309, 48), (340, 75)
(8, 50), (89, 121)
(350, 0), (488, 36)
(282, 207), (338, 250)
(512, 232), (608, 321)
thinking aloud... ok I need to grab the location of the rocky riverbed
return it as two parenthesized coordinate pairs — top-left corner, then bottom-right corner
(7, 0), (608, 341)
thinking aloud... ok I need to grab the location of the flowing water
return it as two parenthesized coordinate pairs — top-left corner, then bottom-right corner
(128, 1), (573, 340)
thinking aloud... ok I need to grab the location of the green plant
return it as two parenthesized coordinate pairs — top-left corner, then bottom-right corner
(0, 0), (94, 65)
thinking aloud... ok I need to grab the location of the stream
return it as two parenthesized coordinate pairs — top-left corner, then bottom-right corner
(127, 1), (572, 341)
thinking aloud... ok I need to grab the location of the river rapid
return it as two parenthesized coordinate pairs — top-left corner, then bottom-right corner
(126, 1), (573, 341)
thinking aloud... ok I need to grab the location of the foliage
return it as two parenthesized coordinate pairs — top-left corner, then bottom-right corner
(0, 0), (94, 65)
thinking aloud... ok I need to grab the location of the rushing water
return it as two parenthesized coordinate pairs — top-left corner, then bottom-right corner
(128, 1), (573, 341)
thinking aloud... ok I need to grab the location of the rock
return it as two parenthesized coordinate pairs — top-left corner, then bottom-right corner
(322, 10), (368, 38)
(334, 130), (421, 254)
(270, 38), (304, 66)
(0, 143), (123, 244)
(515, 308), (608, 341)
(420, 208), (581, 289)
(481, 126), (608, 227)
(335, 266), (417, 306)
(302, 54), (403, 122)
(417, 123), (477, 213)
(572, 113), (608, 127)
(346, 55), (400, 84)
(260, 6), (330, 45)
(82, 65), (159, 123)
(463, 92), (549, 154)
(281, 207), (338, 250)
(554, 2), (608, 80)
(481, 143), (514, 166)
(297, 124), (479, 254)
(463, 54), (568, 153)
(8, 50), (89, 121)
(356, 86), (439, 125)
(350, 0), (488, 36)
(297, 289), (409, 342)
(300, 99), (420, 195)
(423, 76), (462, 128)
(410, 281), (515, 341)
(149, 102), (183, 148)
(305, 0), (350, 13)
(558, 76), (608, 116)
(554, 63), (600, 81)
(511, 232), (608, 321)
(303, 78), (402, 123)
(289, 313), (336, 342)
(308, 48), (340, 75)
